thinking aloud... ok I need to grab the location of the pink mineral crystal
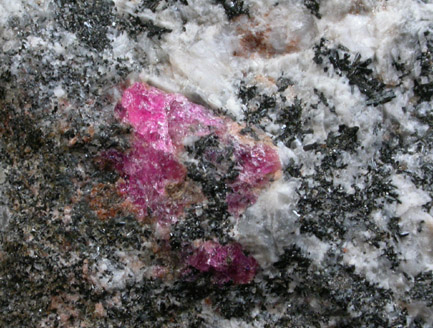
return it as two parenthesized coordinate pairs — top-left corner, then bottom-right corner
(188, 241), (258, 284)
(110, 82), (281, 223)
(228, 143), (282, 215)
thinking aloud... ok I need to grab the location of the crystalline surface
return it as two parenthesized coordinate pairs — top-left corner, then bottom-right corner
(188, 241), (258, 284)
(228, 143), (282, 215)
(113, 82), (281, 223)
(114, 83), (225, 222)
(107, 82), (281, 283)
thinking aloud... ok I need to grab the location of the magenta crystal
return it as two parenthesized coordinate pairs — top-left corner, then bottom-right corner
(188, 241), (258, 284)
(228, 143), (282, 215)
(100, 82), (283, 284)
(114, 83), (225, 222)
(110, 82), (282, 224)
(118, 82), (225, 152)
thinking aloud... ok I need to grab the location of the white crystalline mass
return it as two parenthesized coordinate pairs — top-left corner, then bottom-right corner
(235, 180), (300, 267)
(392, 174), (431, 218)
(165, 22), (239, 112)
(0, 1), (24, 25)
(89, 252), (153, 292)
(90, 257), (137, 291)
(114, 0), (318, 119)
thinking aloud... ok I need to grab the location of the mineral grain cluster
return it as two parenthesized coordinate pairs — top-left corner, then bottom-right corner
(104, 82), (281, 284)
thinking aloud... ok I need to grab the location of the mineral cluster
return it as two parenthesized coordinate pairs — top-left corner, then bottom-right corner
(104, 82), (281, 283)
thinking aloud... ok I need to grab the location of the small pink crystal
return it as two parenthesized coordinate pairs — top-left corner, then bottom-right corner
(188, 241), (258, 284)
(228, 143), (282, 215)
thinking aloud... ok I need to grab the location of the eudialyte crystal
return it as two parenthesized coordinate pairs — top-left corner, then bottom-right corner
(188, 241), (258, 284)
(105, 82), (281, 284)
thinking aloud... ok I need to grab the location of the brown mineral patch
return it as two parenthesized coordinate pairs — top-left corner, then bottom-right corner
(68, 135), (79, 147)
(88, 182), (138, 221)
(166, 182), (188, 200)
(165, 180), (204, 205)
(152, 265), (169, 279)
(82, 125), (95, 143)
(348, 0), (373, 15)
(204, 297), (212, 305)
(94, 302), (107, 318)
(107, 292), (122, 308)
(234, 25), (300, 58)
(49, 293), (81, 326)
(228, 121), (276, 148)
(285, 38), (301, 53)
(255, 74), (276, 86)
(239, 29), (272, 56)
(82, 259), (89, 278)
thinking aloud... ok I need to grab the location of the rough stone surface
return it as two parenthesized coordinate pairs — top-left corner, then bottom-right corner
(1, 0), (433, 327)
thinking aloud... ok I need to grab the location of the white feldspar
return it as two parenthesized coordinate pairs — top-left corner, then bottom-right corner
(235, 180), (300, 268)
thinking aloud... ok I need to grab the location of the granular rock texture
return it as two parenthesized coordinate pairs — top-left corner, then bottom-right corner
(1, 0), (433, 327)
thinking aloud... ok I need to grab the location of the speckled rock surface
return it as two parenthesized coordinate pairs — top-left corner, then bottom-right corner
(1, 0), (433, 327)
